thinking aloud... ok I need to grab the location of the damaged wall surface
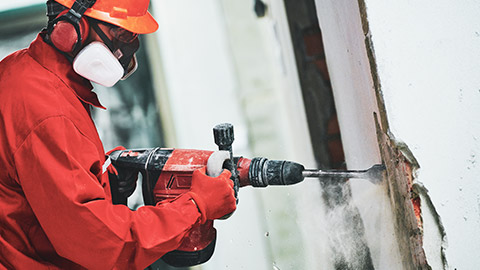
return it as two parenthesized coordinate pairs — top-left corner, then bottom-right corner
(316, 0), (480, 269)
(364, 0), (480, 269)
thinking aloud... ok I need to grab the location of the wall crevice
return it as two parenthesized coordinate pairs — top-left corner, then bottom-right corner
(374, 113), (431, 270)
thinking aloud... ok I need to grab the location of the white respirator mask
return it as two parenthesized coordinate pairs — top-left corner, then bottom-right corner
(72, 20), (139, 87)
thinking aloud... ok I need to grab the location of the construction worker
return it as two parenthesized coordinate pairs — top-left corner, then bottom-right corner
(0, 0), (236, 269)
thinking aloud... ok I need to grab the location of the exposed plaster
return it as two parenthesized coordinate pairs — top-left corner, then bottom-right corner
(374, 115), (431, 270)
(357, 0), (444, 268)
(357, 0), (438, 267)
(365, 34), (447, 267)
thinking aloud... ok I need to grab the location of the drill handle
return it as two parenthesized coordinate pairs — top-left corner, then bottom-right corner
(108, 148), (159, 206)
(212, 123), (240, 199)
(206, 151), (239, 199)
(206, 151), (238, 220)
(206, 151), (230, 177)
(108, 167), (142, 205)
(110, 173), (128, 205)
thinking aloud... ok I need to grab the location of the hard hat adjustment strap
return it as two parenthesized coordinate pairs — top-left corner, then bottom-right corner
(69, 0), (96, 21)
(46, 0), (96, 23)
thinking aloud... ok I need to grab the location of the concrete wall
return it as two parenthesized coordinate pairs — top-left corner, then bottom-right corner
(316, 0), (480, 269)
(365, 1), (480, 268)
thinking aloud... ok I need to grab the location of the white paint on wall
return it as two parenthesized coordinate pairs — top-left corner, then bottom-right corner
(152, 0), (247, 150)
(364, 0), (480, 268)
(314, 0), (404, 269)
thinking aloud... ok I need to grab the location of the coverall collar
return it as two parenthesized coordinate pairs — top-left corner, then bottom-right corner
(28, 32), (106, 110)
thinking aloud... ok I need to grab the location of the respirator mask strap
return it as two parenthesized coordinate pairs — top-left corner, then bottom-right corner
(89, 19), (140, 79)
(89, 19), (115, 51)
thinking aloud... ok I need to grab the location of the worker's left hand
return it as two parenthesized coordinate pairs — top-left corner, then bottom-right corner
(188, 167), (236, 223)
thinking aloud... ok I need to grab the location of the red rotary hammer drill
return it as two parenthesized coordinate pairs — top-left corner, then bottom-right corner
(108, 123), (384, 267)
(107, 123), (304, 267)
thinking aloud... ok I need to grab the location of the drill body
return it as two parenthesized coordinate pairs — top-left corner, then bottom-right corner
(108, 147), (304, 267)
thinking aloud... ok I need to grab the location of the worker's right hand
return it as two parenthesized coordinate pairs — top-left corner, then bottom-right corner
(106, 146), (138, 200)
(188, 167), (237, 224)
(109, 166), (138, 198)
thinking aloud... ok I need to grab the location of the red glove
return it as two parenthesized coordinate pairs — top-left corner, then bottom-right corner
(188, 167), (237, 224)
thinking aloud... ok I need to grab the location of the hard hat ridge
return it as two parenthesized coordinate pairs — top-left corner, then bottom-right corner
(53, 0), (159, 34)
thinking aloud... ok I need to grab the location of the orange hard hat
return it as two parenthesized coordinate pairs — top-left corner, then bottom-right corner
(54, 0), (158, 34)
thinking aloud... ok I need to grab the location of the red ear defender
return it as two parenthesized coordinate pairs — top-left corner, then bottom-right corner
(49, 10), (90, 53)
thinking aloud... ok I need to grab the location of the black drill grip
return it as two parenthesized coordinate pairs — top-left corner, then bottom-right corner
(213, 123), (239, 219)
(213, 123), (239, 195)
(109, 172), (128, 205)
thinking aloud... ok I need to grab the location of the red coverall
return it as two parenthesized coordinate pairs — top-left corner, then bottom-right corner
(0, 33), (202, 269)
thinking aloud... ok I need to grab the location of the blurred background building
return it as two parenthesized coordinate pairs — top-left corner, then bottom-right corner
(1, 1), (479, 270)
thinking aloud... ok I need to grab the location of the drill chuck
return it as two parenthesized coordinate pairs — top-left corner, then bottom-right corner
(248, 157), (305, 187)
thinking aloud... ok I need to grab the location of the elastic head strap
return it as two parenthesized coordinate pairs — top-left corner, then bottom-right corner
(89, 19), (115, 51)
(67, 0), (96, 23)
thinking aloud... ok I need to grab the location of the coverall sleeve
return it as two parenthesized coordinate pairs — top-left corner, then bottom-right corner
(13, 116), (201, 269)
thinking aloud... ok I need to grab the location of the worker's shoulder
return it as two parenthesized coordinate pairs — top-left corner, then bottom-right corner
(0, 48), (59, 91)
(0, 49), (72, 132)
(0, 48), (65, 109)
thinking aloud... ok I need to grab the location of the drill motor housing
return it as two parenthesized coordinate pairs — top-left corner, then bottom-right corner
(108, 124), (305, 267)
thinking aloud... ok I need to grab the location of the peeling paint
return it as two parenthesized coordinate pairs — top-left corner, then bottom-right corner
(413, 182), (448, 270)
